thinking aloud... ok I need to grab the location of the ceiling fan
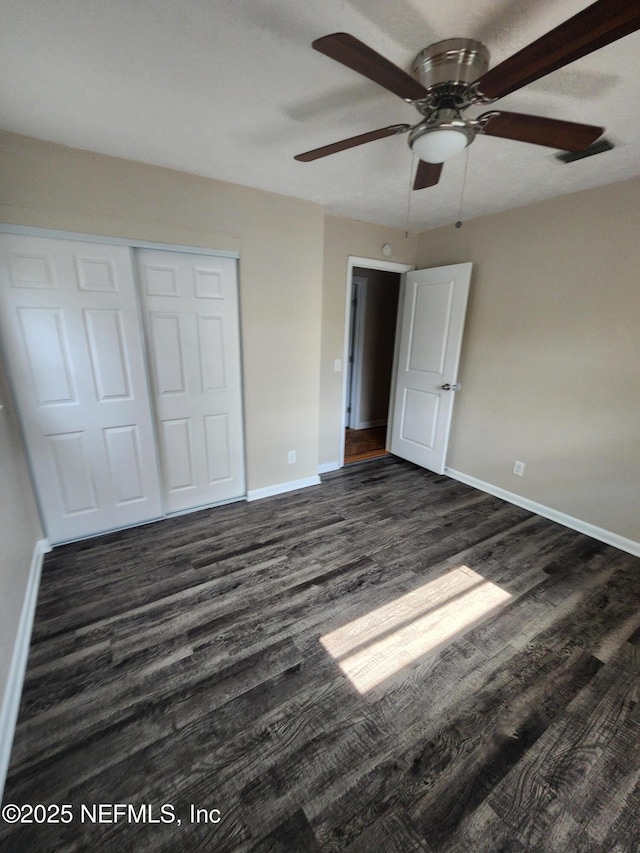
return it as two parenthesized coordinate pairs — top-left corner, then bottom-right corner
(294, 0), (640, 189)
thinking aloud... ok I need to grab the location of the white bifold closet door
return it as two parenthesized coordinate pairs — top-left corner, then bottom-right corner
(135, 249), (245, 513)
(0, 235), (246, 544)
(0, 235), (163, 543)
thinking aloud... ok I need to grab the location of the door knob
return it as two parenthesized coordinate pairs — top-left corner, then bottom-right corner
(442, 382), (462, 391)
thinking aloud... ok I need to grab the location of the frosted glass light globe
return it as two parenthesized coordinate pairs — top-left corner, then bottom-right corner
(411, 128), (469, 163)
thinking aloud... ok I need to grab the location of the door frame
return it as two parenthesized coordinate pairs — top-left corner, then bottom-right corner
(347, 275), (367, 430)
(340, 256), (414, 468)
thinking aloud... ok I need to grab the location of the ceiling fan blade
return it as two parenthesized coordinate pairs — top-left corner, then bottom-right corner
(413, 160), (443, 190)
(474, 0), (640, 100)
(312, 33), (428, 101)
(478, 111), (603, 151)
(294, 124), (410, 162)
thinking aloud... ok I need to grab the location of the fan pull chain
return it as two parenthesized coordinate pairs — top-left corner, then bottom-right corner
(405, 152), (416, 237)
(455, 146), (470, 229)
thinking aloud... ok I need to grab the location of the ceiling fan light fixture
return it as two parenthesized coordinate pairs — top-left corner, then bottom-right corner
(411, 127), (469, 163)
(409, 112), (475, 164)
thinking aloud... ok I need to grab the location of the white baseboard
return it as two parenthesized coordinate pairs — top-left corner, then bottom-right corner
(0, 537), (50, 798)
(246, 475), (321, 502)
(352, 419), (387, 430)
(318, 461), (340, 475)
(446, 468), (640, 558)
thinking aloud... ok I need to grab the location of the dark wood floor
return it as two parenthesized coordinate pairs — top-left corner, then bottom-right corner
(2, 457), (640, 852)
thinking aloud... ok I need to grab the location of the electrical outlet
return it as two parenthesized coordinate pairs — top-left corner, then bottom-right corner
(288, 450), (296, 464)
(513, 460), (525, 476)
(333, 359), (342, 372)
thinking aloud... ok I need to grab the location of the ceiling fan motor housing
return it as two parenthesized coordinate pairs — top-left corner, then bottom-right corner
(411, 38), (490, 94)
(408, 39), (490, 161)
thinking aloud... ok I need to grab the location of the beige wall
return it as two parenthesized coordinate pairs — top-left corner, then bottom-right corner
(320, 216), (418, 465)
(418, 177), (640, 543)
(0, 360), (42, 709)
(2, 130), (637, 588)
(0, 130), (325, 493)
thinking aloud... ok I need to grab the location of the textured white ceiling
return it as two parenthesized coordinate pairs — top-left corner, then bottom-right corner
(1, 0), (639, 230)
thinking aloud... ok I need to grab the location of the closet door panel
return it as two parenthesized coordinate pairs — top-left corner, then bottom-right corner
(137, 249), (245, 512)
(0, 234), (163, 543)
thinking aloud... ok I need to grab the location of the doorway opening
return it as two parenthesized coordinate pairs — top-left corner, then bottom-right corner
(340, 257), (471, 475)
(344, 265), (402, 464)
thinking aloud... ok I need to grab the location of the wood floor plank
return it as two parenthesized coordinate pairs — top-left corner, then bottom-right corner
(488, 647), (640, 850)
(250, 809), (322, 852)
(2, 455), (639, 852)
(10, 634), (304, 773)
(600, 775), (640, 853)
(343, 810), (431, 852)
(408, 651), (604, 848)
(438, 801), (527, 853)
(310, 643), (601, 849)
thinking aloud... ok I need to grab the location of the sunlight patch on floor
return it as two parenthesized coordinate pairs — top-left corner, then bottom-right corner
(320, 566), (512, 693)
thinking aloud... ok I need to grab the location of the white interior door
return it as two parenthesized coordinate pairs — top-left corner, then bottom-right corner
(136, 249), (245, 512)
(0, 234), (163, 543)
(389, 262), (472, 474)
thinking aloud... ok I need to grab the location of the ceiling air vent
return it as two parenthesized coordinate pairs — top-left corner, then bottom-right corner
(555, 137), (614, 163)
